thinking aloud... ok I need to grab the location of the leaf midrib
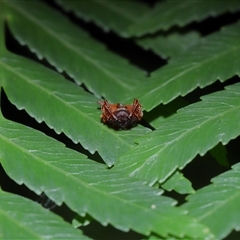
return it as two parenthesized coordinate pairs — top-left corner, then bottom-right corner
(131, 100), (240, 178)
(96, 0), (137, 22)
(129, 1), (191, 32)
(198, 188), (240, 221)
(5, 1), (132, 90)
(145, 36), (240, 99)
(0, 205), (41, 239)
(0, 58), (132, 150)
(0, 129), (174, 234)
(154, 1), (192, 19)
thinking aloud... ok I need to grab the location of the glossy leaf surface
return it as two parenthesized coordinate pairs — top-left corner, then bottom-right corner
(116, 83), (240, 184)
(137, 31), (200, 59)
(135, 22), (240, 111)
(55, 0), (147, 37)
(3, 0), (145, 103)
(127, 0), (240, 36)
(0, 52), (149, 166)
(161, 171), (195, 195)
(0, 117), (212, 239)
(0, 190), (88, 239)
(182, 163), (240, 239)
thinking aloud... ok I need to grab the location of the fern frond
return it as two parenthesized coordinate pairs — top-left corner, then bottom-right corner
(0, 117), (213, 239)
(55, 0), (148, 37)
(3, 0), (145, 102)
(0, 190), (88, 239)
(0, 52), (150, 166)
(127, 0), (240, 37)
(116, 83), (240, 184)
(182, 162), (240, 239)
(135, 21), (240, 111)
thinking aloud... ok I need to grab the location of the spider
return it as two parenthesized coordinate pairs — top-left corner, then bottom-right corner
(98, 99), (143, 130)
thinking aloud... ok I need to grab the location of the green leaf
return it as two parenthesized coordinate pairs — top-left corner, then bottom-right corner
(135, 21), (240, 111)
(209, 143), (229, 167)
(55, 0), (148, 37)
(144, 97), (189, 129)
(3, 0), (145, 103)
(72, 214), (93, 228)
(0, 117), (213, 239)
(127, 0), (240, 37)
(0, 52), (150, 166)
(116, 83), (240, 184)
(161, 171), (195, 195)
(1, 1), (240, 239)
(182, 162), (240, 239)
(136, 31), (200, 59)
(0, 190), (88, 239)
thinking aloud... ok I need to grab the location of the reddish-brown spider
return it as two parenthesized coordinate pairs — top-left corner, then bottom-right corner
(98, 99), (143, 130)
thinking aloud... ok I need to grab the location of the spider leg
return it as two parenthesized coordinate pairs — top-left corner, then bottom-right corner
(100, 100), (118, 121)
